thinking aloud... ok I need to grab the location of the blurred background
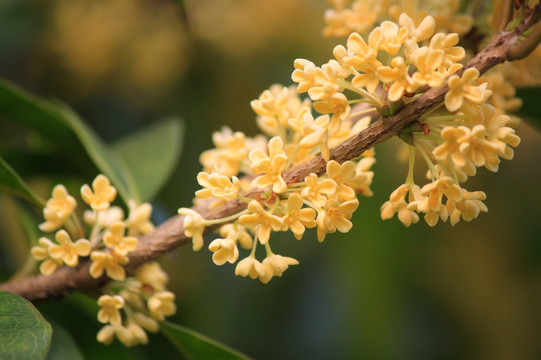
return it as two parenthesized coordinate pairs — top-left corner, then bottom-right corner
(0, 0), (541, 359)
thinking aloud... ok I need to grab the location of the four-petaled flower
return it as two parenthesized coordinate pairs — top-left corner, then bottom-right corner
(208, 238), (239, 266)
(81, 174), (117, 211)
(239, 201), (282, 244)
(177, 208), (206, 251)
(103, 222), (138, 256)
(97, 295), (124, 326)
(281, 194), (317, 240)
(39, 185), (77, 232)
(49, 230), (90, 267)
(249, 136), (288, 193)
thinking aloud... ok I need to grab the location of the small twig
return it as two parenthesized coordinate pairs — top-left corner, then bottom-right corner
(508, 19), (541, 59)
(1, 5), (540, 302)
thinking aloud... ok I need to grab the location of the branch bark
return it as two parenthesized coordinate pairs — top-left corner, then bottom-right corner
(1, 6), (539, 302)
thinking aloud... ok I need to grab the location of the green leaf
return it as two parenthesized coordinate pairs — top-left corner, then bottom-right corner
(53, 104), (133, 204)
(0, 78), (131, 204)
(160, 321), (252, 360)
(46, 320), (84, 360)
(0, 155), (45, 207)
(112, 118), (184, 202)
(0, 291), (52, 360)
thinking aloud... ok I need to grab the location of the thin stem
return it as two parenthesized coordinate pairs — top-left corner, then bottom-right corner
(264, 242), (273, 257)
(350, 107), (377, 118)
(498, 0), (514, 32)
(405, 145), (416, 185)
(204, 209), (250, 226)
(250, 230), (259, 257)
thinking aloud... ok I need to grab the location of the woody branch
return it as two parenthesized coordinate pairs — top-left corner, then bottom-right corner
(1, 5), (539, 302)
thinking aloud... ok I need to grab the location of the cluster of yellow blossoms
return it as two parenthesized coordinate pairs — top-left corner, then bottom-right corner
(178, 83), (376, 283)
(30, 174), (176, 346)
(179, 11), (524, 278)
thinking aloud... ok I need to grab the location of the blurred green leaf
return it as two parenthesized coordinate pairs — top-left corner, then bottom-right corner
(112, 118), (184, 202)
(516, 87), (541, 131)
(52, 104), (134, 203)
(0, 155), (45, 207)
(160, 321), (252, 360)
(0, 291), (52, 360)
(46, 320), (84, 360)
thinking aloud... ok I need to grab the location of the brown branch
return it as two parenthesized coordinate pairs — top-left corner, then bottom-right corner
(1, 6), (539, 302)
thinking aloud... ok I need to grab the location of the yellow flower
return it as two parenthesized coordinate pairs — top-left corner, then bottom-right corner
(135, 262), (169, 293)
(199, 127), (248, 177)
(235, 256), (266, 279)
(132, 312), (159, 333)
(378, 21), (408, 55)
(429, 33), (465, 67)
(30, 237), (63, 275)
(177, 208), (205, 251)
(308, 60), (347, 101)
(249, 136), (288, 193)
(410, 46), (445, 88)
(420, 176), (463, 212)
(313, 92), (351, 134)
(147, 291), (176, 321)
(316, 198), (359, 242)
(445, 68), (487, 112)
(399, 13), (435, 42)
(89, 249), (129, 281)
(239, 201), (282, 245)
(380, 184), (421, 227)
(326, 160), (365, 200)
(49, 230), (90, 267)
(208, 238), (239, 266)
(432, 126), (470, 168)
(219, 223), (253, 250)
(301, 173), (337, 208)
(459, 125), (501, 168)
(259, 254), (299, 284)
(376, 57), (414, 102)
(125, 200), (154, 236)
(281, 194), (317, 240)
(84, 206), (124, 228)
(97, 295), (124, 326)
(39, 185), (77, 232)
(195, 172), (241, 200)
(292, 59), (317, 93)
(446, 190), (487, 225)
(103, 222), (138, 256)
(343, 30), (381, 67)
(81, 174), (117, 211)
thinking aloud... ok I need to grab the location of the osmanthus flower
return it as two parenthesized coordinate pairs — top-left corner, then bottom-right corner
(445, 68), (488, 112)
(301, 173), (337, 208)
(135, 261), (169, 293)
(410, 46), (445, 88)
(380, 184), (421, 227)
(353, 157), (376, 197)
(446, 190), (487, 225)
(378, 21), (408, 55)
(459, 125), (502, 168)
(97, 295), (125, 326)
(81, 174), (117, 212)
(342, 30), (381, 67)
(90, 249), (129, 281)
(199, 127), (248, 177)
(249, 136), (288, 193)
(308, 60), (347, 101)
(98, 323), (147, 347)
(322, 0), (382, 38)
(398, 13), (435, 42)
(48, 230), (91, 267)
(376, 56), (414, 102)
(432, 126), (470, 168)
(259, 254), (299, 284)
(326, 160), (365, 200)
(131, 312), (159, 333)
(235, 256), (266, 280)
(177, 208), (205, 251)
(316, 198), (359, 242)
(195, 172), (241, 200)
(281, 194), (317, 240)
(147, 291), (176, 321)
(239, 201), (282, 245)
(419, 176), (463, 213)
(312, 92), (352, 134)
(219, 223), (253, 250)
(30, 237), (63, 275)
(429, 33), (465, 67)
(292, 59), (316, 93)
(39, 184), (77, 232)
(103, 222), (138, 256)
(84, 206), (124, 229)
(208, 238), (239, 266)
(125, 200), (154, 236)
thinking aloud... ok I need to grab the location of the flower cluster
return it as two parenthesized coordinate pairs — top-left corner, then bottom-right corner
(96, 262), (176, 347)
(179, 84), (376, 283)
(32, 174), (153, 279)
(323, 0), (473, 39)
(30, 175), (173, 346)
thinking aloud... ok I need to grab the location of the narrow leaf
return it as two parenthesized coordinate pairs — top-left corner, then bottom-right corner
(112, 118), (184, 202)
(0, 291), (52, 360)
(160, 321), (252, 360)
(0, 155), (45, 207)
